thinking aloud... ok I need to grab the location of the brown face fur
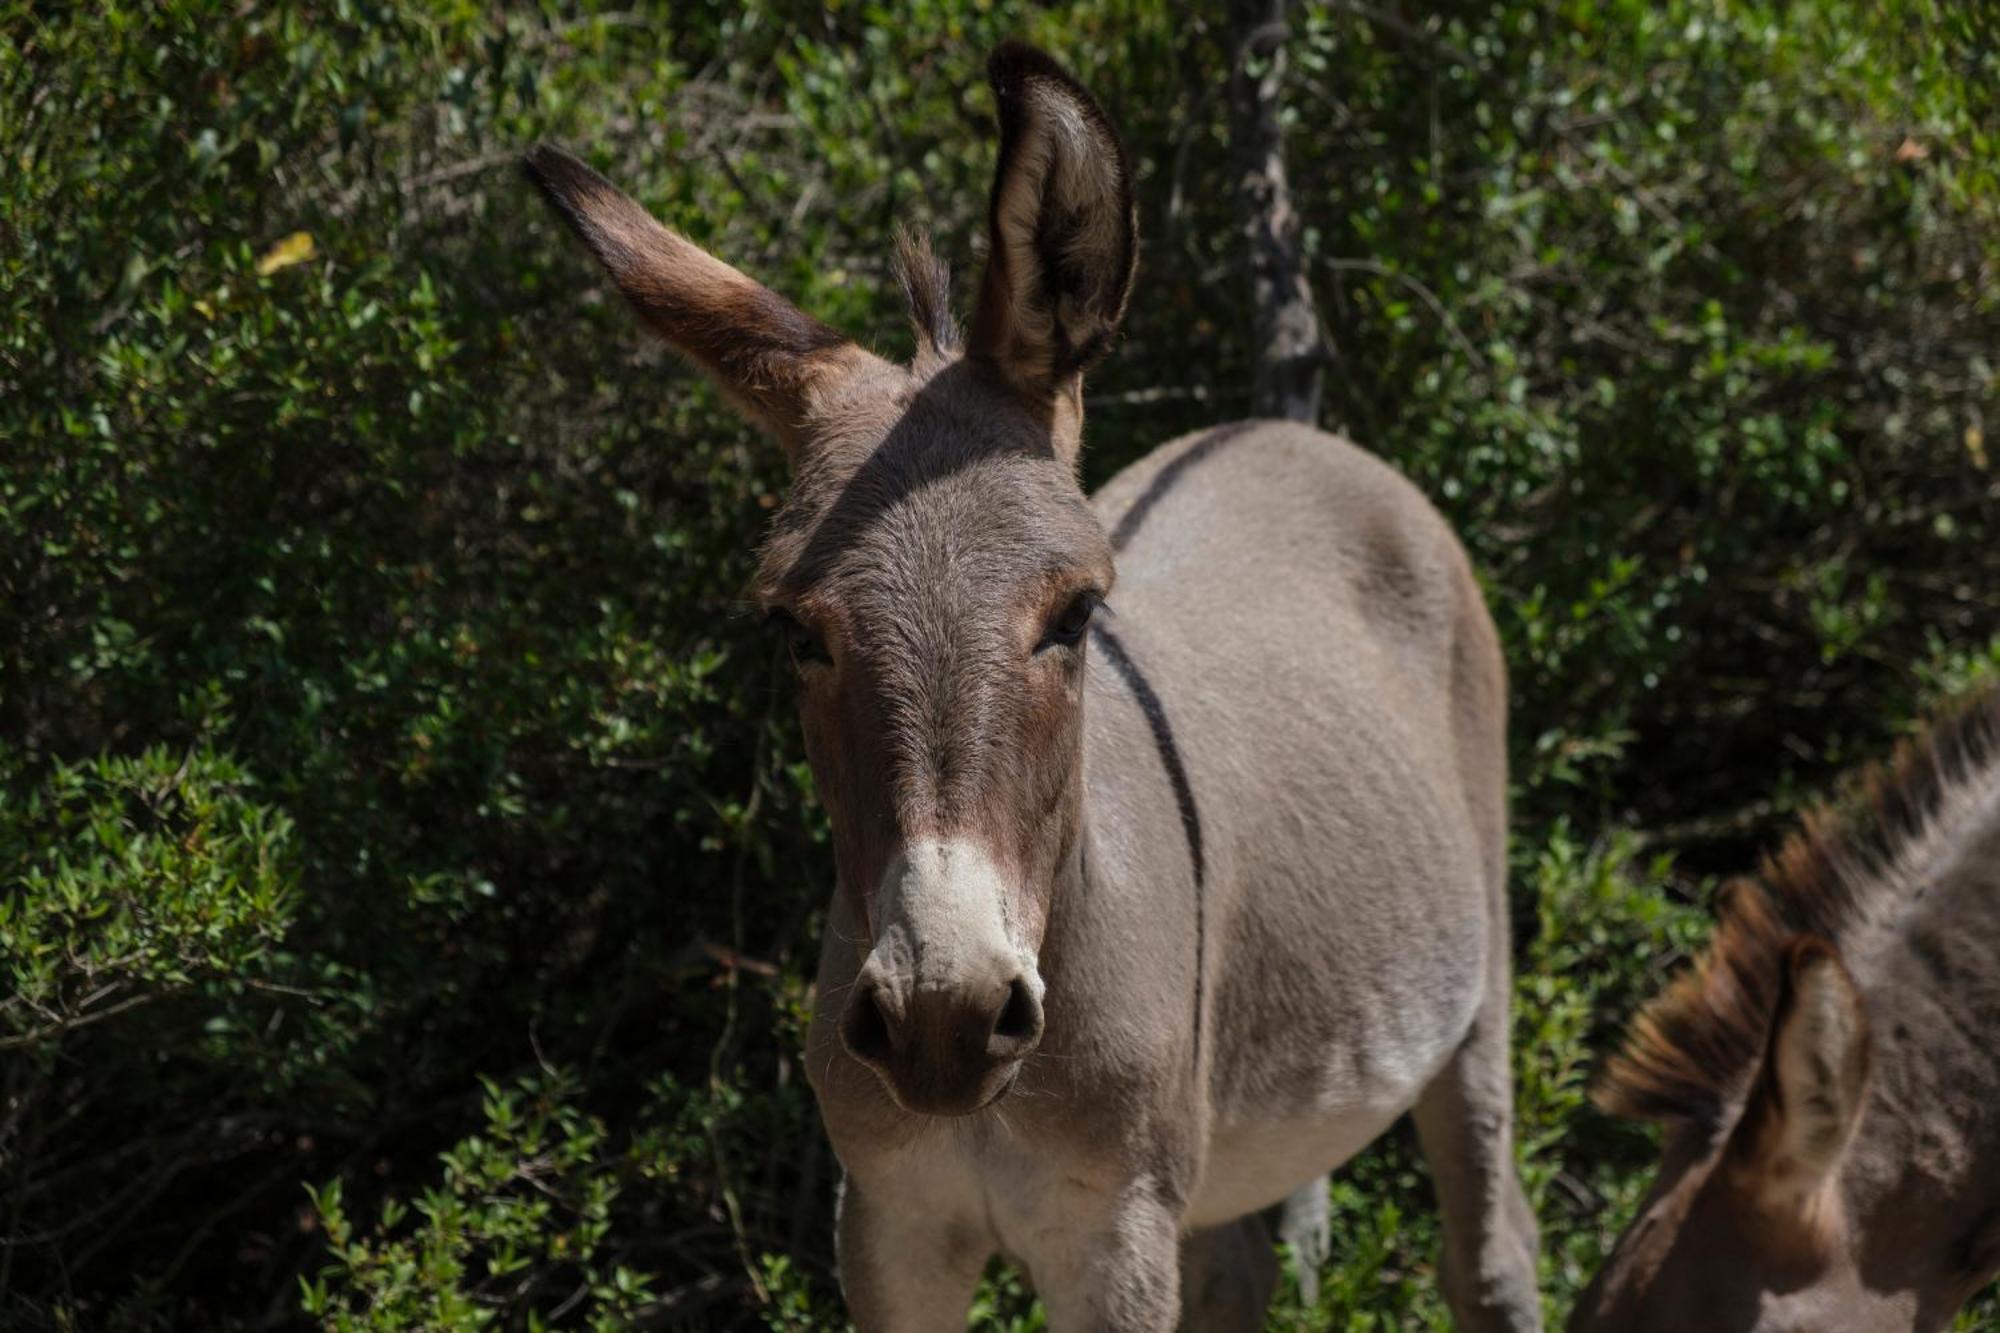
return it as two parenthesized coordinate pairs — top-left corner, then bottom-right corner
(751, 356), (1115, 957)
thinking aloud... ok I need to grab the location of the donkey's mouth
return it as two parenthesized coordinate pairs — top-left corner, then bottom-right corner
(980, 1062), (1023, 1109)
(872, 1057), (1024, 1120)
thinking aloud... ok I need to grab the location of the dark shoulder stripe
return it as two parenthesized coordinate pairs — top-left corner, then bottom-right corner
(1108, 421), (1260, 552)
(1091, 622), (1206, 1076)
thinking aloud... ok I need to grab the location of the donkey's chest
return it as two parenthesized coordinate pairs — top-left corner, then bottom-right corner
(854, 1119), (1138, 1269)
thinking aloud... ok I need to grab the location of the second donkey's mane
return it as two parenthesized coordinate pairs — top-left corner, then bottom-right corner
(1597, 683), (2000, 1129)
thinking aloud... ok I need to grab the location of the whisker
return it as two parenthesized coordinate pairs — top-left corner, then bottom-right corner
(825, 921), (869, 949)
(817, 1043), (847, 1096)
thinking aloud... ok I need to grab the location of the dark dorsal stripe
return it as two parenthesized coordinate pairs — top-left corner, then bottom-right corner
(1108, 421), (1259, 552)
(1090, 622), (1206, 1076)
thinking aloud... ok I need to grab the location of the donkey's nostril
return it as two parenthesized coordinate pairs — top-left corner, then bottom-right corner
(994, 979), (1038, 1039)
(987, 977), (1043, 1057)
(842, 984), (897, 1067)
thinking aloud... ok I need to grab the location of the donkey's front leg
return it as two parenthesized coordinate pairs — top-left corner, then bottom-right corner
(1031, 1176), (1184, 1333)
(836, 1175), (988, 1332)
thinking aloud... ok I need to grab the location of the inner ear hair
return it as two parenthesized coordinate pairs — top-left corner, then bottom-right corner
(1732, 936), (1872, 1216)
(968, 42), (1138, 396)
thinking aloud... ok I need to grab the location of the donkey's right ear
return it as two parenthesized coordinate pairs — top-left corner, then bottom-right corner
(523, 145), (872, 458)
(967, 44), (1137, 404)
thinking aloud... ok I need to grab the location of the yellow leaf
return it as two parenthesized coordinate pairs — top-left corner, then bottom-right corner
(255, 231), (315, 277)
(1967, 421), (1988, 471)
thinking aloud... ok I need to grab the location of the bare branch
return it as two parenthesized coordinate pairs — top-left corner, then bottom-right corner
(1321, 257), (1488, 370)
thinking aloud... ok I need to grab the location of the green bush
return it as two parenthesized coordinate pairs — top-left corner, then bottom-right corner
(3, 0), (1993, 1327)
(302, 1071), (652, 1332)
(1, 745), (295, 1047)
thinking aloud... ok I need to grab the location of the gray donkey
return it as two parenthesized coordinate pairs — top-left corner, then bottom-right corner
(527, 42), (1539, 1332)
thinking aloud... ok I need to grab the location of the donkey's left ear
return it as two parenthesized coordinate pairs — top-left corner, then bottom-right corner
(1732, 937), (1872, 1210)
(968, 43), (1137, 405)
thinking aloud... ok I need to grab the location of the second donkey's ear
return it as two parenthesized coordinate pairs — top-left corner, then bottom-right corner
(523, 145), (875, 459)
(1731, 937), (1872, 1214)
(968, 43), (1137, 406)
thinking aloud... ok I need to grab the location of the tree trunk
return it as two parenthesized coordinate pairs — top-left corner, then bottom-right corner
(1231, 0), (1333, 1300)
(1229, 0), (1326, 424)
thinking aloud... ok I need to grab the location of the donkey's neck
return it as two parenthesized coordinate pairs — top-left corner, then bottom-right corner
(1856, 751), (2000, 1003)
(1847, 762), (2000, 1203)
(1023, 626), (1215, 1070)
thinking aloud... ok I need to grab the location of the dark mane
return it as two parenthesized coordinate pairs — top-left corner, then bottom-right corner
(1596, 683), (2000, 1129)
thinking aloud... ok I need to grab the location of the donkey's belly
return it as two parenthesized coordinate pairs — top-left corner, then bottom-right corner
(1183, 997), (1472, 1228)
(1185, 1097), (1410, 1228)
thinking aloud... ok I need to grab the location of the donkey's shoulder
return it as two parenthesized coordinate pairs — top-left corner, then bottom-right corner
(1092, 419), (1468, 580)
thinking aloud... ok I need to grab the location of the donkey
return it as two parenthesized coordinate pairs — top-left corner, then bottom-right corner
(526, 42), (1539, 1331)
(1573, 686), (2000, 1332)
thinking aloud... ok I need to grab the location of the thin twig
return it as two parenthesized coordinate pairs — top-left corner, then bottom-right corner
(1086, 384), (1221, 407)
(0, 993), (158, 1051)
(1320, 257), (1488, 369)
(704, 643), (785, 1307)
(1324, 0), (1475, 66)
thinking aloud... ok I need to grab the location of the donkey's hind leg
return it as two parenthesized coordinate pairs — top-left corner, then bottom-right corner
(1410, 962), (1541, 1331)
(1177, 1213), (1276, 1333)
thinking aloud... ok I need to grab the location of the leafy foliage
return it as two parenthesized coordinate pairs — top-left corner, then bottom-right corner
(2, 0), (1993, 1327)
(1, 746), (295, 1049)
(302, 1071), (656, 1332)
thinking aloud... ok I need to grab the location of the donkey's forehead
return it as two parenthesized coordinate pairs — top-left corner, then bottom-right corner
(754, 364), (1110, 603)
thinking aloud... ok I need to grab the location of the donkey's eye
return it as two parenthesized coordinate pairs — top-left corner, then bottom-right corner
(1041, 592), (1099, 652)
(769, 609), (830, 668)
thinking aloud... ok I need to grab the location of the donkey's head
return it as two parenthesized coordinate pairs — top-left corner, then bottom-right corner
(1572, 938), (1887, 1331)
(1574, 932), (2000, 1332)
(527, 44), (1135, 1117)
